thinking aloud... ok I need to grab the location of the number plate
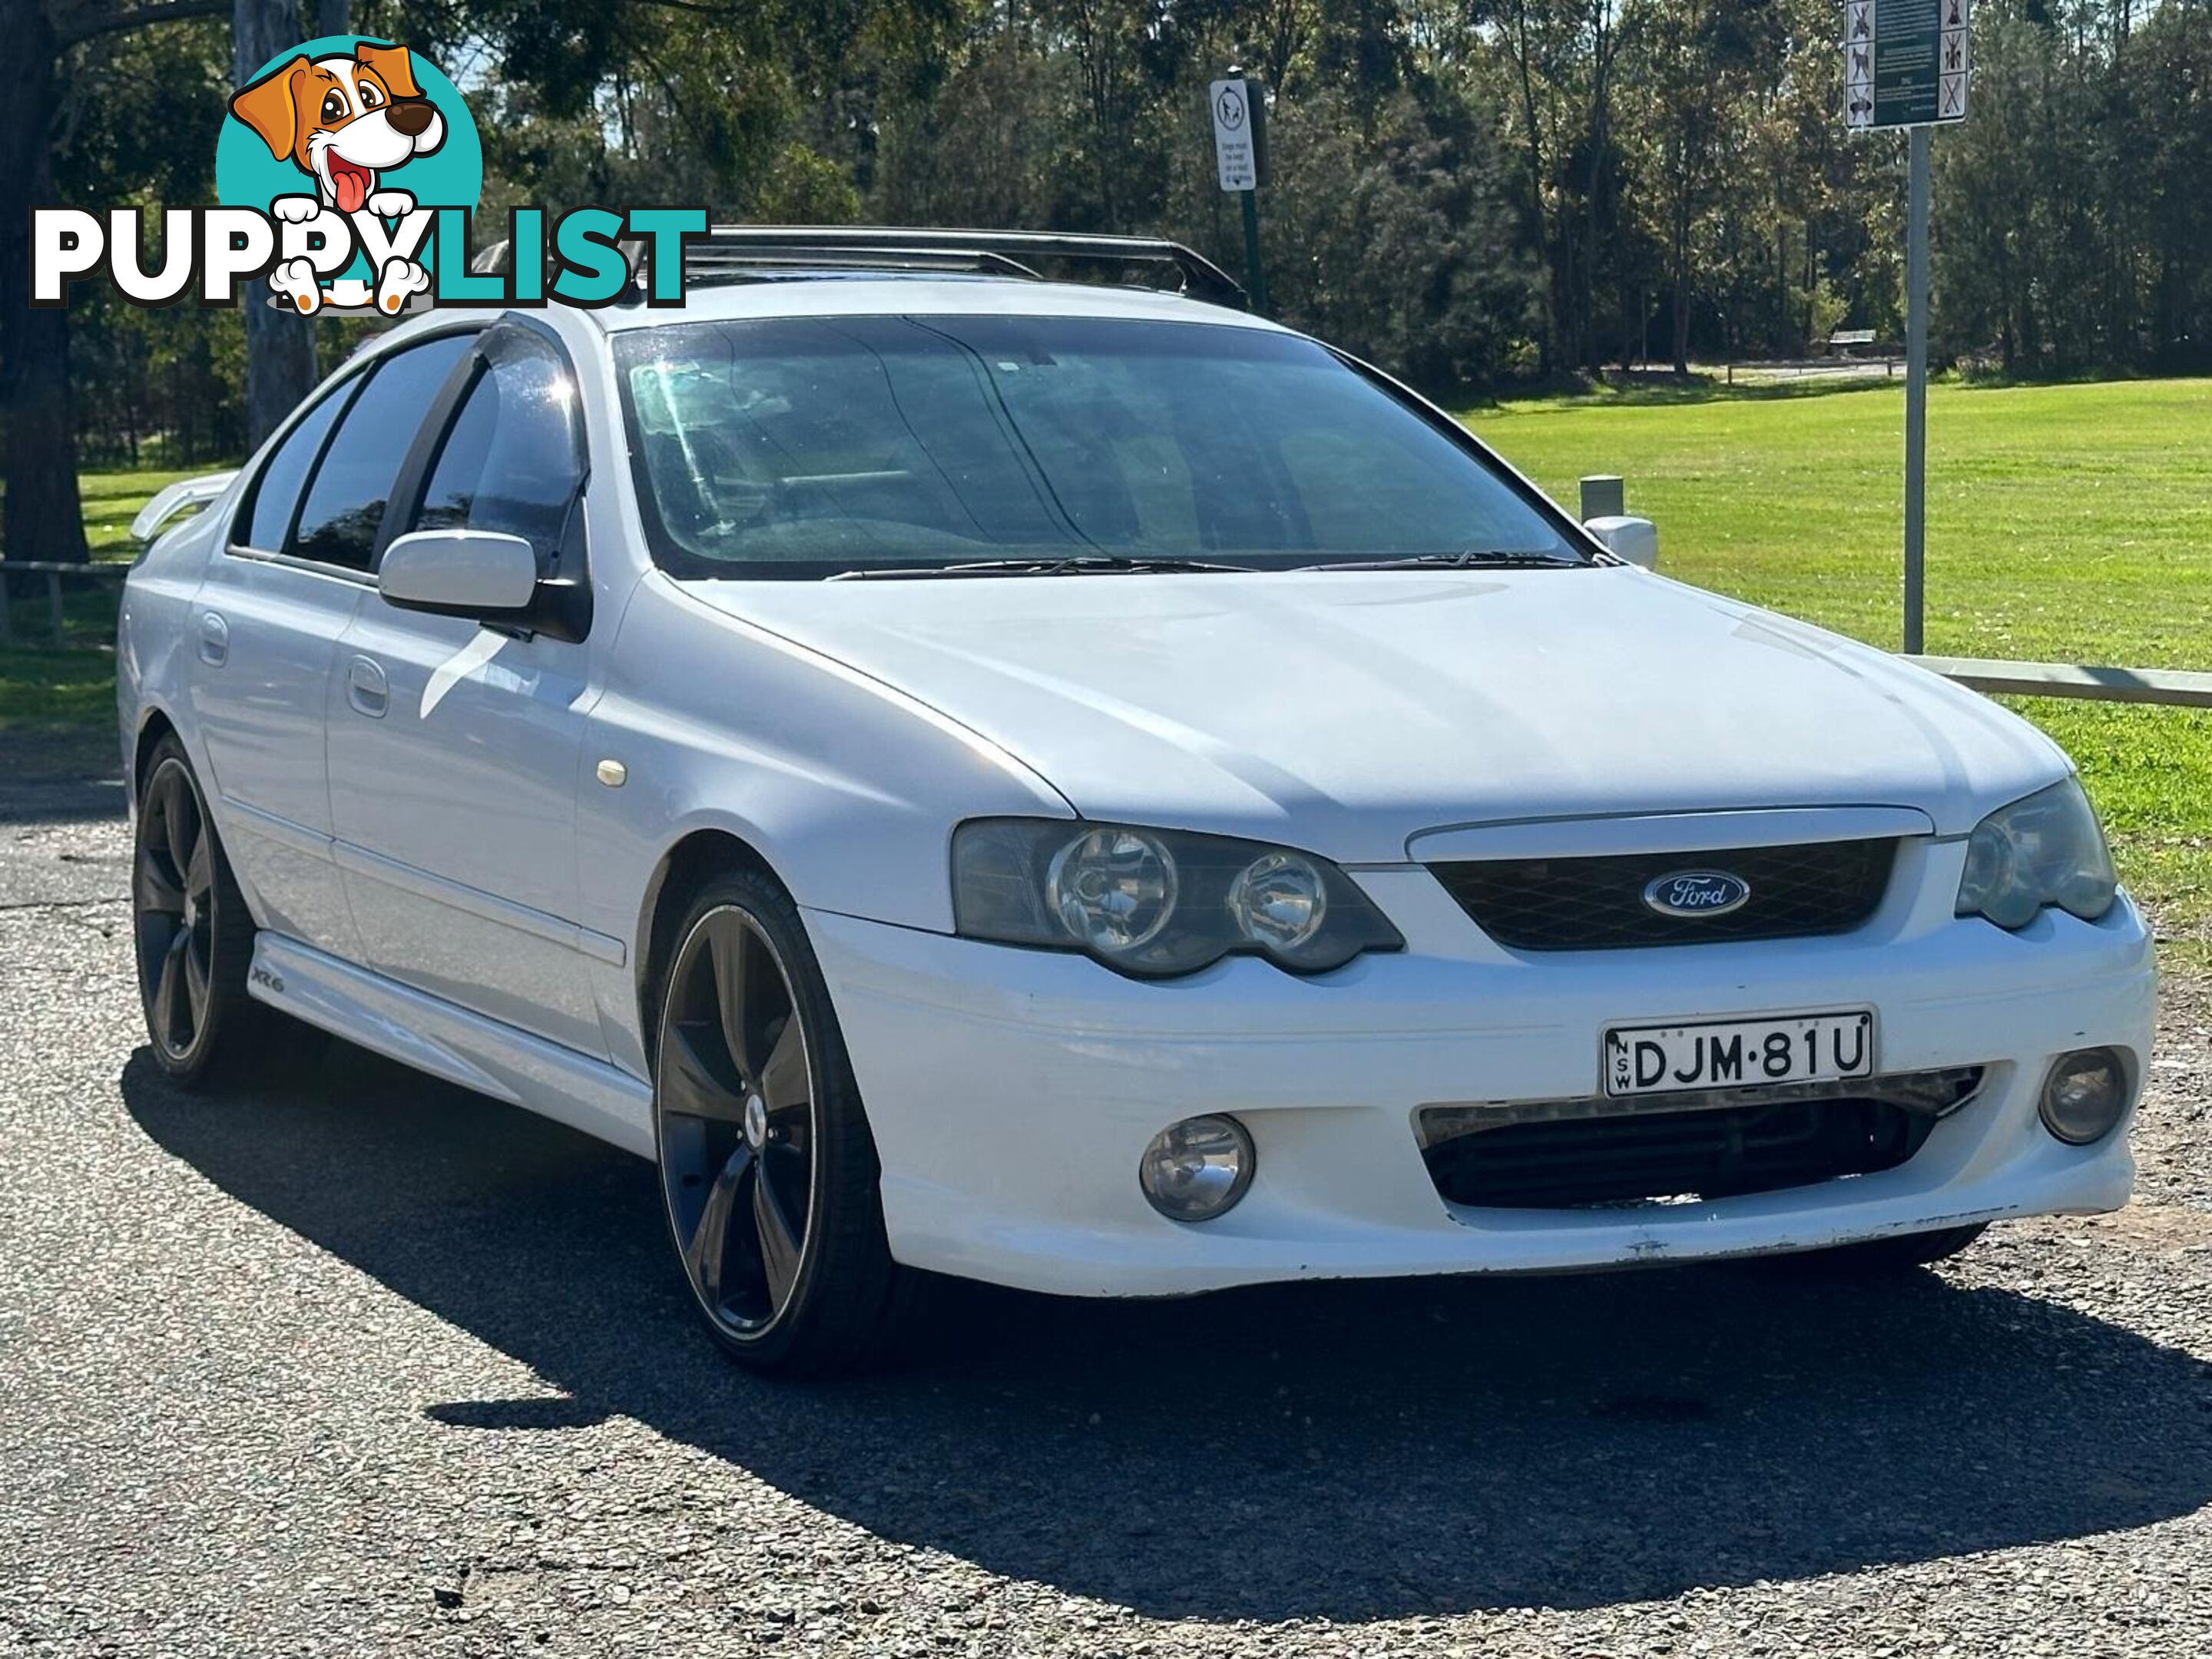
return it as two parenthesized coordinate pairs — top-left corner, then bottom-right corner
(1603, 1011), (1874, 1098)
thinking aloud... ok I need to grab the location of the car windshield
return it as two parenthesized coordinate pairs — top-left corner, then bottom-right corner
(612, 314), (1583, 578)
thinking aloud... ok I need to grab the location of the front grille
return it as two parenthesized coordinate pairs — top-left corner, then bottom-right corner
(1416, 1070), (1982, 1210)
(1431, 838), (1898, 951)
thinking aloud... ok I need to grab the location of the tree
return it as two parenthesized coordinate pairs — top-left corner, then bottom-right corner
(233, 0), (347, 452)
(2, 0), (230, 568)
(26, 0), (2212, 533)
(1264, 86), (1541, 392)
(1626, 0), (1786, 374)
(55, 13), (240, 470)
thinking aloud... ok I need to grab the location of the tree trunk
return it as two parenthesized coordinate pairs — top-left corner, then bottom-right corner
(236, 0), (320, 451)
(1804, 229), (1816, 347)
(1507, 6), (1558, 373)
(1671, 207), (1693, 376)
(1579, 5), (1616, 376)
(0, 0), (90, 566)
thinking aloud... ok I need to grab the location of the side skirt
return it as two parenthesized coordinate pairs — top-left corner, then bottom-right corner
(247, 932), (657, 1160)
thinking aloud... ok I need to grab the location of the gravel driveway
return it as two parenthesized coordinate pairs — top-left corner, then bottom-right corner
(4, 805), (2210, 1657)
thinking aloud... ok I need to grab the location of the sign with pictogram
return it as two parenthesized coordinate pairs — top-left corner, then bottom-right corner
(1846, 0), (1969, 132)
(1210, 78), (1265, 192)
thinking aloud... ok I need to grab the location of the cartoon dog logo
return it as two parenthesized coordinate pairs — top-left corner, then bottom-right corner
(228, 41), (445, 315)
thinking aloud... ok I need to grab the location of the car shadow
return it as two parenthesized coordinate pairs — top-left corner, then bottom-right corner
(121, 1045), (2212, 1621)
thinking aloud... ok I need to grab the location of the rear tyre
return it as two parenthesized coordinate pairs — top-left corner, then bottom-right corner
(132, 737), (325, 1089)
(650, 869), (922, 1376)
(1806, 1222), (1988, 1272)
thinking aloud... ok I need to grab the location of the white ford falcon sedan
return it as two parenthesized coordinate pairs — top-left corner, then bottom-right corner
(118, 230), (2154, 1374)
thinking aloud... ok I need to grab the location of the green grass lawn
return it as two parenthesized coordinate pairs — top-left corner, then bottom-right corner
(14, 386), (2212, 944)
(2, 466), (207, 684)
(1, 467), (210, 737)
(79, 467), (209, 561)
(1464, 376), (2212, 949)
(0, 644), (116, 728)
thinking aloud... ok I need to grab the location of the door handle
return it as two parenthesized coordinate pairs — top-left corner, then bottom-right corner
(346, 654), (389, 718)
(197, 611), (229, 666)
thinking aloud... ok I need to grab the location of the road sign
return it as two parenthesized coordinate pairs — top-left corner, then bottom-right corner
(1210, 78), (1260, 192)
(1208, 73), (1269, 313)
(1844, 3), (1966, 650)
(1846, 0), (1969, 132)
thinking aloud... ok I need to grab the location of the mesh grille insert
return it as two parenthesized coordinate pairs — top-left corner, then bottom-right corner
(1419, 1091), (1943, 1210)
(1431, 838), (1899, 951)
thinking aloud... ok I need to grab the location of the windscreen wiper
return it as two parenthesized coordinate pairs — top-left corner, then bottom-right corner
(1299, 550), (1585, 571)
(828, 555), (1252, 581)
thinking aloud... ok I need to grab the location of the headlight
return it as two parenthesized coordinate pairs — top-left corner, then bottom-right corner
(1048, 827), (1178, 952)
(1955, 778), (2118, 929)
(952, 818), (1403, 977)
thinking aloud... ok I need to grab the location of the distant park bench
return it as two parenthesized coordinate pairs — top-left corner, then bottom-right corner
(1824, 328), (1900, 359)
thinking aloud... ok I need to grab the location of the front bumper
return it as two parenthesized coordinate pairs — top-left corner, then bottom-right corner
(807, 853), (2154, 1296)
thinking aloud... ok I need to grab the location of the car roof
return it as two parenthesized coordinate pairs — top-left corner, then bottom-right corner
(363, 273), (1298, 373)
(589, 273), (1290, 333)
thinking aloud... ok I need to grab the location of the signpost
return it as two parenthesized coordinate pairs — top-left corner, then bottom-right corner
(1847, 0), (1969, 654)
(1209, 73), (1268, 313)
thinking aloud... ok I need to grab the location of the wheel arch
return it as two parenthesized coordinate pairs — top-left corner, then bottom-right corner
(635, 826), (788, 1050)
(131, 706), (182, 808)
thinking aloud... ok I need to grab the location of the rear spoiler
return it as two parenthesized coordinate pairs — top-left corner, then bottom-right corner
(131, 472), (237, 543)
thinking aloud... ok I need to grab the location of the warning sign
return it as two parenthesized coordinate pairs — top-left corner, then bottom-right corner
(1210, 79), (1260, 192)
(1847, 0), (1970, 132)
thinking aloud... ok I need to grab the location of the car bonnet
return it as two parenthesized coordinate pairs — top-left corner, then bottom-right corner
(680, 568), (2070, 863)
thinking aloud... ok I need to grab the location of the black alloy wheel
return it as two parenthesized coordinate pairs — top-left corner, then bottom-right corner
(134, 755), (217, 1065)
(651, 871), (921, 1374)
(659, 902), (818, 1333)
(131, 737), (323, 1088)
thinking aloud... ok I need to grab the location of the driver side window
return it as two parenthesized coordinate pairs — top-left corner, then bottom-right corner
(412, 333), (587, 571)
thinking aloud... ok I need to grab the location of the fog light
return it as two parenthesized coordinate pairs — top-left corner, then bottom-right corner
(1139, 1115), (1254, 1222)
(2039, 1048), (2129, 1144)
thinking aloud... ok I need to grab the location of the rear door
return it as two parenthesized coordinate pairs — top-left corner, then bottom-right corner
(326, 320), (608, 1056)
(187, 329), (475, 954)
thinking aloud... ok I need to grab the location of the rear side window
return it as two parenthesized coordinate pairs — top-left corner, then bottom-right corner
(414, 335), (585, 564)
(288, 333), (472, 571)
(237, 383), (353, 551)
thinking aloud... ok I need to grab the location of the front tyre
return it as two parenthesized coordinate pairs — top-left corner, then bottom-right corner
(651, 871), (919, 1376)
(132, 737), (322, 1088)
